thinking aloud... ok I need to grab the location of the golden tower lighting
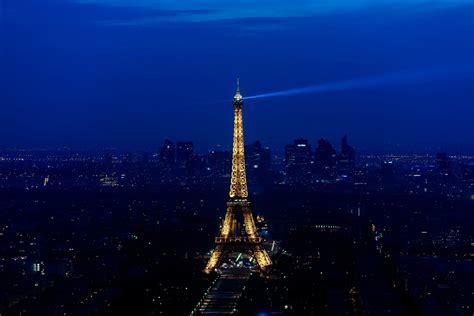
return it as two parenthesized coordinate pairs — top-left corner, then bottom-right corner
(204, 78), (272, 274)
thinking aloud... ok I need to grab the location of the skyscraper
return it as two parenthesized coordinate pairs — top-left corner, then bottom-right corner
(176, 141), (194, 168)
(315, 138), (336, 168)
(285, 138), (312, 168)
(208, 149), (232, 180)
(245, 141), (271, 184)
(381, 161), (395, 190)
(314, 138), (336, 180)
(285, 138), (313, 185)
(159, 139), (175, 168)
(338, 135), (356, 176)
(436, 152), (450, 176)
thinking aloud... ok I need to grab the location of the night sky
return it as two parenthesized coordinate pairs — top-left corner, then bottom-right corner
(2, 0), (474, 152)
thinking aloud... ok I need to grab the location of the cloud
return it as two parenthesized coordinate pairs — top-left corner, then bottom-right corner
(68, 0), (473, 24)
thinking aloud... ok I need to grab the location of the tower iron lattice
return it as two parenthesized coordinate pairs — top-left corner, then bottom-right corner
(204, 78), (272, 274)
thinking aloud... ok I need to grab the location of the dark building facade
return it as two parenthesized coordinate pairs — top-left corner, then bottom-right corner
(245, 141), (271, 184)
(436, 152), (450, 176)
(159, 139), (175, 168)
(314, 138), (336, 180)
(285, 138), (313, 185)
(338, 135), (356, 177)
(208, 149), (232, 182)
(176, 141), (194, 168)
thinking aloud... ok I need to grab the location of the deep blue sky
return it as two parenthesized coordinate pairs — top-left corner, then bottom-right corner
(1, 0), (474, 152)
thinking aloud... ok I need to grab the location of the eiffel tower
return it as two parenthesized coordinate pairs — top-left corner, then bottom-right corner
(204, 78), (272, 274)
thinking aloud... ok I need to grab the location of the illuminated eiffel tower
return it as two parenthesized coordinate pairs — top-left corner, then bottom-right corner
(204, 78), (272, 274)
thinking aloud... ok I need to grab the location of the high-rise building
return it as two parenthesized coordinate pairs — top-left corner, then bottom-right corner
(124, 152), (133, 167)
(285, 138), (312, 167)
(337, 135), (356, 176)
(315, 138), (336, 168)
(186, 154), (206, 181)
(176, 141), (194, 168)
(103, 152), (114, 169)
(340, 135), (355, 166)
(245, 141), (271, 184)
(381, 161), (395, 190)
(285, 138), (313, 185)
(462, 163), (474, 182)
(208, 150), (232, 179)
(159, 139), (175, 167)
(314, 138), (336, 180)
(436, 152), (450, 176)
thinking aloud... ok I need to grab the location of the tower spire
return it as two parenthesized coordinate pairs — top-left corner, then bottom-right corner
(230, 77), (247, 198)
(234, 77), (243, 102)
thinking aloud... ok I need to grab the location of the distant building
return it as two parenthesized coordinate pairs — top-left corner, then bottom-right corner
(314, 138), (336, 180)
(285, 138), (312, 167)
(462, 163), (474, 182)
(315, 138), (336, 168)
(245, 141), (271, 171)
(436, 152), (450, 176)
(245, 141), (271, 184)
(208, 149), (232, 180)
(285, 138), (313, 185)
(381, 161), (395, 190)
(186, 154), (206, 181)
(159, 139), (175, 167)
(103, 152), (114, 169)
(176, 141), (194, 168)
(337, 135), (356, 176)
(124, 152), (133, 163)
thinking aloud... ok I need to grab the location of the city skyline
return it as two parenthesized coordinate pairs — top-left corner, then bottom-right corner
(1, 88), (473, 314)
(2, 1), (474, 314)
(1, 100), (473, 314)
(1, 135), (471, 155)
